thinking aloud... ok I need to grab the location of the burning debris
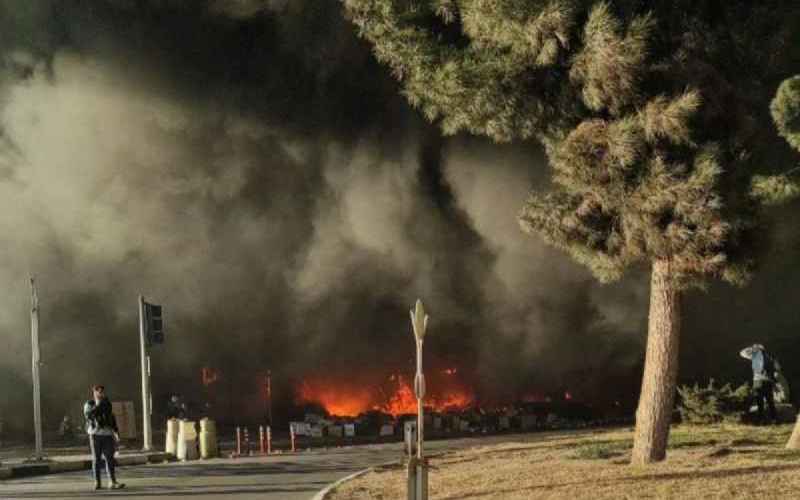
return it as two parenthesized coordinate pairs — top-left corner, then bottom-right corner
(296, 372), (474, 418)
(287, 369), (629, 444)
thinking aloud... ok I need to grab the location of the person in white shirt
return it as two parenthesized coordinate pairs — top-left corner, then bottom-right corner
(740, 344), (778, 424)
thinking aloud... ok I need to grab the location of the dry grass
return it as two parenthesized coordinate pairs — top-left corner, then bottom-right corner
(328, 424), (800, 499)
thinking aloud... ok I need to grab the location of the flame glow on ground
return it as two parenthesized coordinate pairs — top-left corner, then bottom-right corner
(296, 373), (474, 417)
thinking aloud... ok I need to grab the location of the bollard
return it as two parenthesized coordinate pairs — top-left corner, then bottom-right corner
(199, 418), (218, 459)
(176, 420), (199, 461)
(267, 426), (272, 454)
(404, 421), (417, 457)
(259, 425), (266, 455)
(235, 426), (242, 457)
(165, 418), (179, 456)
(290, 425), (296, 453)
(243, 427), (250, 456)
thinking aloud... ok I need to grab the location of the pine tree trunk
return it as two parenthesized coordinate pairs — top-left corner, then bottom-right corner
(631, 259), (682, 465)
(786, 414), (800, 449)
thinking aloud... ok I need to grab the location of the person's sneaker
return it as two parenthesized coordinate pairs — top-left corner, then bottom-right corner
(94, 483), (102, 491)
(109, 482), (126, 490)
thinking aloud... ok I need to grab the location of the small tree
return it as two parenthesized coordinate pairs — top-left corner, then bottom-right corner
(344, 1), (800, 463)
(676, 379), (750, 425)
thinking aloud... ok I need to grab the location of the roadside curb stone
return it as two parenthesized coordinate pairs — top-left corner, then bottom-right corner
(0, 452), (171, 480)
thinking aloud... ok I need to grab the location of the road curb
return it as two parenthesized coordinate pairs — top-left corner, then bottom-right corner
(312, 458), (408, 500)
(312, 450), (454, 500)
(0, 452), (170, 480)
(311, 467), (375, 500)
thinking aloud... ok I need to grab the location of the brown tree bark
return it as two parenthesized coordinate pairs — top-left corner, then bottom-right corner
(631, 259), (682, 465)
(786, 415), (800, 449)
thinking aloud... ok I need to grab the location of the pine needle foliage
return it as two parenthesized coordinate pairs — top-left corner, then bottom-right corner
(772, 76), (800, 152)
(344, 0), (800, 288)
(676, 379), (750, 425)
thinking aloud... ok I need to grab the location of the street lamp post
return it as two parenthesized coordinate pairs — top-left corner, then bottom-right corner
(407, 299), (429, 500)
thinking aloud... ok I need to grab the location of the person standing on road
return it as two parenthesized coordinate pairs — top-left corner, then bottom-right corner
(84, 384), (125, 490)
(739, 344), (779, 424)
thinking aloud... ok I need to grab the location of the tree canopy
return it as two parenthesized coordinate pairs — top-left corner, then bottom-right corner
(344, 0), (800, 286)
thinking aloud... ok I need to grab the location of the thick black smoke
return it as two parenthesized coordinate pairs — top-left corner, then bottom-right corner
(0, 1), (796, 434)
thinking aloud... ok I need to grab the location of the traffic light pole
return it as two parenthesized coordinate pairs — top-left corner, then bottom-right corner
(138, 295), (153, 451)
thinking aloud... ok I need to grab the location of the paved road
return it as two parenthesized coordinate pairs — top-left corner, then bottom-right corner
(0, 434), (528, 500)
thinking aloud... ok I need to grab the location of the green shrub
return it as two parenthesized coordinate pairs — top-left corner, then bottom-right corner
(676, 379), (751, 424)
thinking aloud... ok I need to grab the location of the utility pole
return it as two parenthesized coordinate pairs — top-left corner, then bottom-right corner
(30, 277), (44, 460)
(138, 295), (153, 451)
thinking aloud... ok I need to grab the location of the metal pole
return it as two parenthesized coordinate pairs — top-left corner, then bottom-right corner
(262, 373), (269, 424)
(416, 339), (424, 460)
(235, 426), (242, 456)
(409, 300), (429, 500)
(30, 277), (43, 459)
(139, 295), (152, 451)
(267, 370), (272, 426)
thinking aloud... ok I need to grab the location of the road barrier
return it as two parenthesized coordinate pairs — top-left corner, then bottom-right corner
(199, 418), (218, 459)
(165, 418), (179, 456)
(176, 420), (198, 461)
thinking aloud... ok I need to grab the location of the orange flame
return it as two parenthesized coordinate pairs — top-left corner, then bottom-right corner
(296, 373), (474, 417)
(383, 375), (417, 416)
(296, 379), (374, 417)
(201, 367), (220, 386)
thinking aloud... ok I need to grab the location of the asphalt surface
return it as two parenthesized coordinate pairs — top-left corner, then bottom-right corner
(0, 434), (526, 500)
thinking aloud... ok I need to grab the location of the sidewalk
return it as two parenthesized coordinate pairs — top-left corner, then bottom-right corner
(0, 444), (171, 480)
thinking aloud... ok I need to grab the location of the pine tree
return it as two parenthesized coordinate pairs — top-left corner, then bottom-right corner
(772, 74), (800, 449)
(344, 0), (800, 464)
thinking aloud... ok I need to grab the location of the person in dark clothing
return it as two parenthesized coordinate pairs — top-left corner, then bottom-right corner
(740, 344), (779, 424)
(83, 385), (125, 490)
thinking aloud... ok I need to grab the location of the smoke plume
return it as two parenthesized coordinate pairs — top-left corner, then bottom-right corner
(0, 1), (797, 434)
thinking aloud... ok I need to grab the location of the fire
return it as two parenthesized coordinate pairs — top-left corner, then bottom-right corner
(296, 372), (474, 417)
(296, 379), (374, 417)
(201, 367), (220, 386)
(435, 390), (474, 411)
(383, 375), (417, 416)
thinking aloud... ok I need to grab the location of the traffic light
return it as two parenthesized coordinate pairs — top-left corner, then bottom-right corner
(146, 302), (164, 344)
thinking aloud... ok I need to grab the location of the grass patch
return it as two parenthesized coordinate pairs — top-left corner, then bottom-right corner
(756, 449), (800, 462)
(329, 424), (800, 500)
(667, 431), (719, 449)
(570, 440), (631, 460)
